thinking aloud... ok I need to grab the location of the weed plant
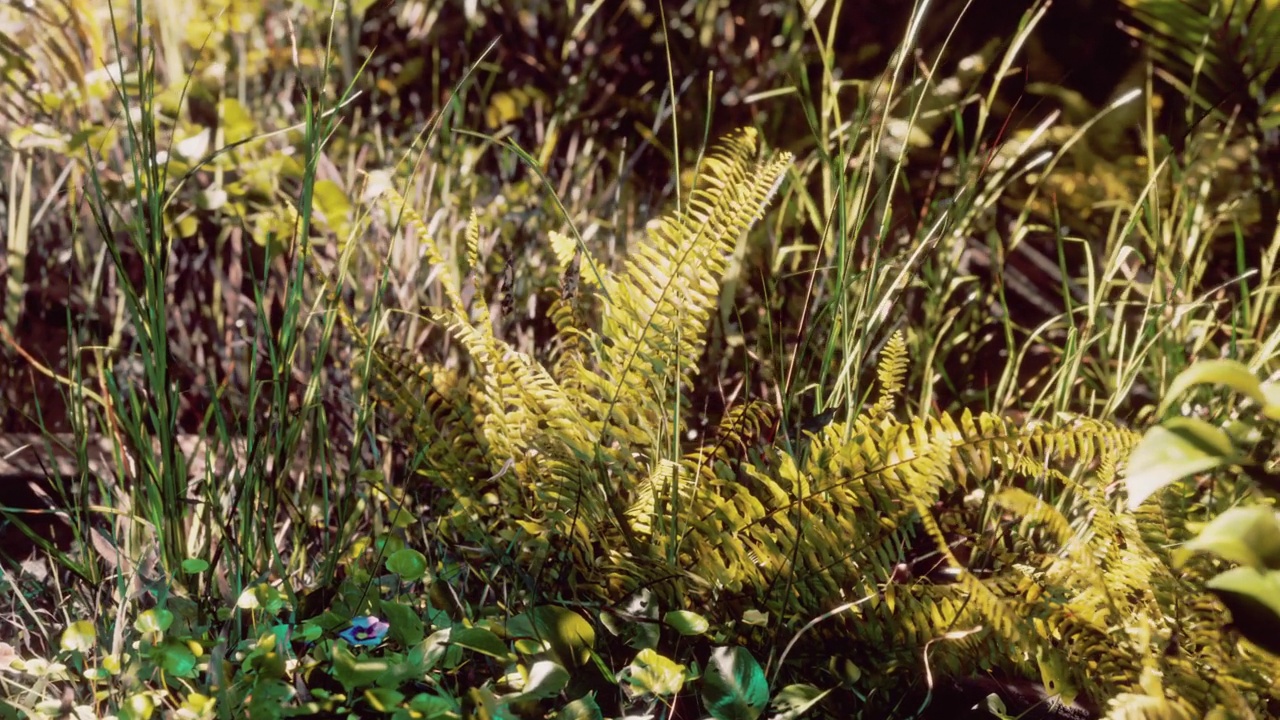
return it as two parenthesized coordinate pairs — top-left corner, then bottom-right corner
(1, 0), (1278, 718)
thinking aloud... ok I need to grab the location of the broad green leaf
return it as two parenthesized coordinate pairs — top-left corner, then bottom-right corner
(554, 695), (603, 720)
(387, 506), (417, 529)
(180, 558), (209, 574)
(508, 606), (595, 668)
(406, 691), (461, 719)
(509, 660), (569, 701)
(386, 548), (428, 581)
(61, 620), (96, 653)
(135, 609), (173, 635)
(622, 648), (686, 698)
(418, 628), (460, 673)
(364, 688), (405, 712)
(1158, 359), (1280, 419)
(125, 692), (154, 720)
(379, 599), (426, 646)
(449, 627), (511, 661)
(663, 610), (709, 636)
(331, 641), (390, 691)
(1175, 505), (1280, 570)
(768, 684), (833, 720)
(219, 98), (257, 144)
(312, 180), (354, 242)
(600, 591), (659, 650)
(1125, 417), (1238, 510)
(154, 638), (197, 677)
(1206, 567), (1280, 655)
(701, 646), (769, 720)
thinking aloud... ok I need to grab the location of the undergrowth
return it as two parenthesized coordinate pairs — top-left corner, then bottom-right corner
(1, 0), (1279, 718)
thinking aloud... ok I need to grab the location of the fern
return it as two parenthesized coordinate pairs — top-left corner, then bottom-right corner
(333, 129), (1280, 718)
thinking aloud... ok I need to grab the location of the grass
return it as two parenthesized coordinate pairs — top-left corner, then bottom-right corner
(1, 0), (1279, 717)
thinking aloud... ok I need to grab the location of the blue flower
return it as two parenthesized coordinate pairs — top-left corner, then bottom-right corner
(338, 616), (389, 648)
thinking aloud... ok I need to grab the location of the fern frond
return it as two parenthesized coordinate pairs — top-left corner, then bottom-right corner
(550, 229), (608, 288)
(462, 210), (496, 333)
(595, 128), (791, 436)
(870, 330), (908, 418)
(374, 181), (467, 314)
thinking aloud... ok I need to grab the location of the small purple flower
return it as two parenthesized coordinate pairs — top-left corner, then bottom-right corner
(338, 616), (389, 648)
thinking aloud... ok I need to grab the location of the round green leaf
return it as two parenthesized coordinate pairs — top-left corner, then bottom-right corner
(181, 558), (209, 574)
(155, 638), (197, 677)
(60, 620), (96, 653)
(135, 608), (174, 635)
(663, 610), (709, 636)
(386, 548), (428, 582)
(622, 648), (686, 698)
(701, 646), (769, 720)
(299, 623), (324, 642)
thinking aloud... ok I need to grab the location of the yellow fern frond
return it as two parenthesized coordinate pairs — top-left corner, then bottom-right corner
(870, 330), (908, 417)
(550, 230), (608, 288)
(596, 128), (791, 432)
(372, 177), (466, 314)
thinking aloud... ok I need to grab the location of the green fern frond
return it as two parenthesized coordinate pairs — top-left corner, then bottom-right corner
(331, 301), (490, 484)
(547, 244), (591, 391)
(595, 128), (791, 432)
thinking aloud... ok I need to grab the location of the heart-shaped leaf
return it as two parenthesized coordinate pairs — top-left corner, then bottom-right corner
(702, 646), (769, 720)
(386, 548), (428, 581)
(621, 648), (686, 698)
(508, 606), (595, 668)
